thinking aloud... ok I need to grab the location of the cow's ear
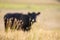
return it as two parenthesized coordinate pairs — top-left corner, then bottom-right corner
(37, 12), (40, 15)
(28, 12), (31, 15)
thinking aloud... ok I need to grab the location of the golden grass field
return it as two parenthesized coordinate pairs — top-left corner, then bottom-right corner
(0, 3), (60, 40)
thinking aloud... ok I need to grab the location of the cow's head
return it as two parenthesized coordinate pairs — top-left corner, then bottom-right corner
(28, 12), (40, 24)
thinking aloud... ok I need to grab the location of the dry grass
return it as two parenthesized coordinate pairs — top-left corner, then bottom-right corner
(0, 14), (60, 40)
(0, 3), (60, 40)
(0, 29), (60, 40)
(0, 22), (60, 40)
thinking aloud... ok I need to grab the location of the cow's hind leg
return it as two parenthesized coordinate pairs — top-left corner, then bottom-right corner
(4, 18), (7, 31)
(4, 18), (9, 32)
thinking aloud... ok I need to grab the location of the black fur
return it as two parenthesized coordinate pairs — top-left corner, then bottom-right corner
(4, 12), (40, 31)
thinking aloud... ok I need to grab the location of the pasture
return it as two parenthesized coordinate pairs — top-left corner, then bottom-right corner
(0, 3), (60, 40)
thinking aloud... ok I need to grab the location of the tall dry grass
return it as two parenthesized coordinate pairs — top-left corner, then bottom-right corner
(0, 18), (60, 40)
(0, 26), (60, 40)
(0, 28), (60, 40)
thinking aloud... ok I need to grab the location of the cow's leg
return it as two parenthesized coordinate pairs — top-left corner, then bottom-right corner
(15, 19), (19, 30)
(5, 18), (9, 31)
(4, 17), (11, 31)
(10, 18), (14, 29)
(4, 17), (7, 31)
(17, 20), (23, 30)
(11, 18), (18, 30)
(8, 18), (12, 31)
(11, 18), (17, 30)
(11, 18), (14, 29)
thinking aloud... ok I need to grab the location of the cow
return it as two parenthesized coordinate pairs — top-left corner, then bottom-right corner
(4, 12), (40, 32)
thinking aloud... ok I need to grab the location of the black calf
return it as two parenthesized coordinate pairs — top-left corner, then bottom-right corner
(4, 12), (40, 31)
